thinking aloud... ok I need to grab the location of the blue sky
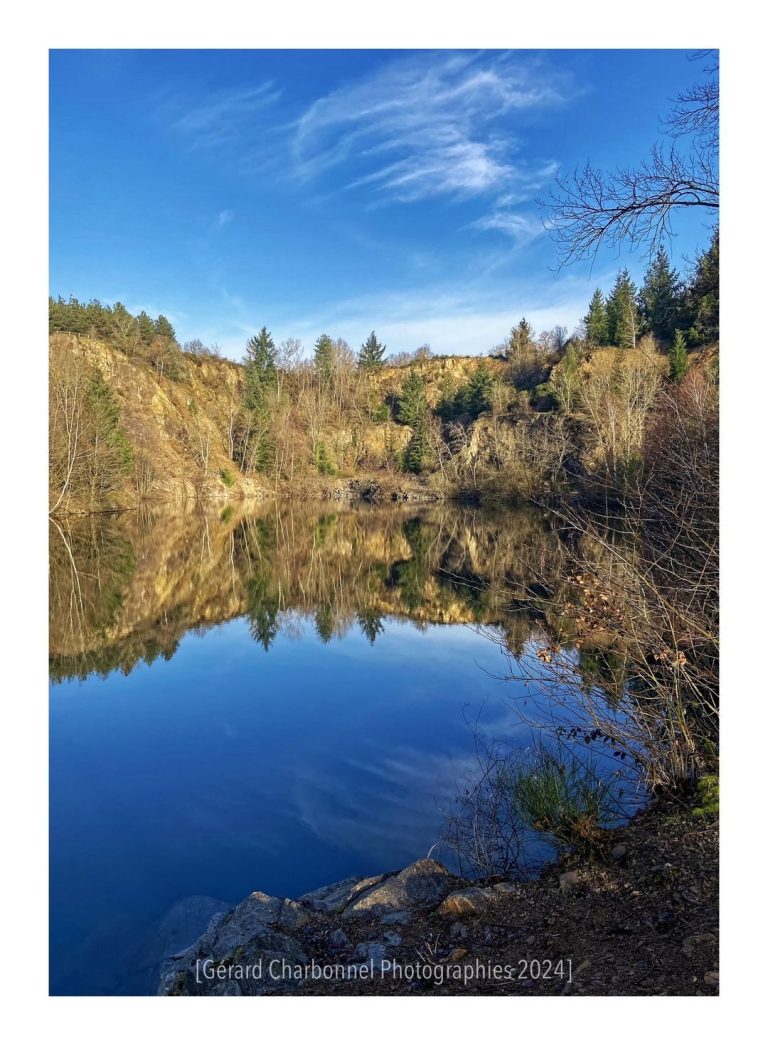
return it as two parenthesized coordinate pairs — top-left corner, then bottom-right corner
(50, 49), (717, 359)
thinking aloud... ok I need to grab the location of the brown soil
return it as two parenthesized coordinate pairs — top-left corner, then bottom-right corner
(284, 798), (718, 996)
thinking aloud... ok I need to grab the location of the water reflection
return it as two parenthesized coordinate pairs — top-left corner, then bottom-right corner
(49, 501), (626, 996)
(49, 501), (573, 682)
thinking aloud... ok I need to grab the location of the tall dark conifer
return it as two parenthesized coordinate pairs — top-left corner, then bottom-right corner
(639, 247), (683, 342)
(584, 288), (609, 345)
(606, 270), (639, 348)
(358, 330), (387, 369)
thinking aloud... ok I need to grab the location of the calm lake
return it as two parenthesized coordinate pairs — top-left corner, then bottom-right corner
(49, 502), (626, 995)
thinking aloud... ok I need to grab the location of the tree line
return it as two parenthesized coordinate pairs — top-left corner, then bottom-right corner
(582, 229), (719, 352)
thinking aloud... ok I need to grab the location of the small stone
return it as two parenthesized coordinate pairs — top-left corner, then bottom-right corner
(329, 928), (348, 948)
(446, 947), (468, 963)
(437, 887), (491, 918)
(611, 844), (628, 863)
(704, 970), (719, 986)
(382, 931), (401, 946)
(450, 921), (469, 940)
(559, 871), (580, 894)
(526, 935), (536, 945)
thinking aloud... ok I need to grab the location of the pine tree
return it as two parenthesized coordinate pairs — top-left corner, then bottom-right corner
(686, 227), (719, 344)
(507, 317), (534, 357)
(314, 333), (335, 382)
(461, 362), (494, 418)
(668, 329), (688, 383)
(154, 315), (177, 343)
(136, 311), (155, 345)
(403, 417), (430, 473)
(245, 327), (277, 372)
(606, 270), (639, 348)
(396, 368), (428, 426)
(639, 247), (683, 342)
(244, 327), (277, 412)
(584, 289), (609, 346)
(358, 330), (386, 369)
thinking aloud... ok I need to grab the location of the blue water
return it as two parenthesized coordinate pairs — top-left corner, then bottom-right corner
(50, 613), (527, 994)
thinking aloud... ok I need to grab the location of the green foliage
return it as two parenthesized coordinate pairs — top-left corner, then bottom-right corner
(49, 297), (188, 374)
(437, 364), (494, 420)
(606, 269), (639, 348)
(686, 227), (719, 344)
(87, 370), (134, 476)
(639, 246), (684, 342)
(219, 467), (235, 488)
(462, 363), (494, 417)
(692, 774), (719, 818)
(530, 383), (558, 411)
(369, 399), (390, 423)
(314, 442), (336, 476)
(358, 330), (387, 369)
(510, 747), (617, 851)
(584, 288), (609, 346)
(154, 314), (177, 343)
(396, 368), (428, 426)
(314, 333), (335, 382)
(244, 327), (277, 412)
(668, 329), (688, 383)
(506, 317), (535, 357)
(402, 418), (430, 473)
(136, 311), (155, 345)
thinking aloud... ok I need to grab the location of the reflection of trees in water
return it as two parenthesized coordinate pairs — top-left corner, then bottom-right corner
(49, 517), (137, 681)
(49, 502), (584, 682)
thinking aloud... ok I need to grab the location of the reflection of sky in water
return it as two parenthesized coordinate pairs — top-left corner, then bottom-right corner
(51, 616), (541, 995)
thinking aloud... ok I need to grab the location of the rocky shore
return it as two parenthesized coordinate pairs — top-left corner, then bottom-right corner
(158, 797), (718, 997)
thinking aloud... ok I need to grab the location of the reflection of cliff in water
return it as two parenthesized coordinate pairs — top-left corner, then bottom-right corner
(49, 501), (574, 683)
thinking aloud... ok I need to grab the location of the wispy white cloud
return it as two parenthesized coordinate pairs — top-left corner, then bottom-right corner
(170, 82), (282, 150)
(293, 52), (567, 206)
(217, 209), (234, 229)
(162, 53), (570, 236)
(470, 210), (545, 246)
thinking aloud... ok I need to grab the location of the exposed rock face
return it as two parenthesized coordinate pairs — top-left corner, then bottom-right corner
(158, 859), (465, 996)
(341, 860), (455, 919)
(158, 890), (313, 996)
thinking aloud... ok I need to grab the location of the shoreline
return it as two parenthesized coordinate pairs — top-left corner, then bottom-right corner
(158, 793), (718, 997)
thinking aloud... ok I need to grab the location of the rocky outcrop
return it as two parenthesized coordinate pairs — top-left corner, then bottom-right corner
(158, 859), (475, 996)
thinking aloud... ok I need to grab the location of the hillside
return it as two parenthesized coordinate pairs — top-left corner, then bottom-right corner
(49, 330), (717, 517)
(49, 334), (515, 515)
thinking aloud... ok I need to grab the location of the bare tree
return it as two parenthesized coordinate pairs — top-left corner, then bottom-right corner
(544, 53), (718, 265)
